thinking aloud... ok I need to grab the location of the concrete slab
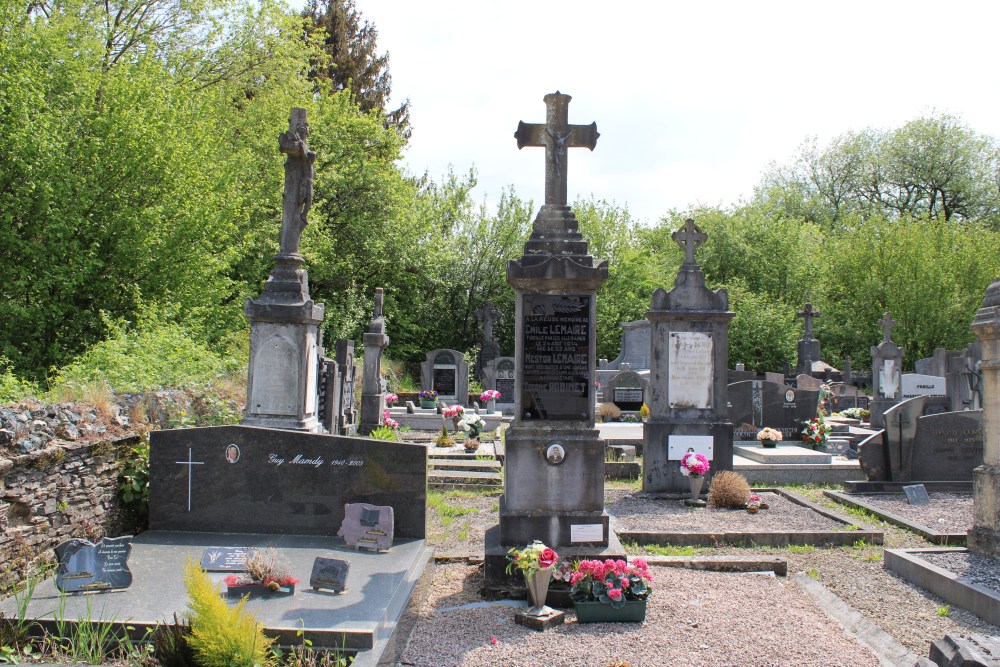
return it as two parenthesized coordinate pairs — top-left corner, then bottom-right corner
(0, 531), (431, 664)
(734, 442), (833, 464)
(733, 453), (861, 486)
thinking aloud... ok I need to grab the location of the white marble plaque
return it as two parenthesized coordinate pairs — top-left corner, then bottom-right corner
(668, 332), (713, 409)
(667, 435), (714, 460)
(900, 373), (946, 399)
(570, 524), (604, 543)
(881, 359), (899, 398)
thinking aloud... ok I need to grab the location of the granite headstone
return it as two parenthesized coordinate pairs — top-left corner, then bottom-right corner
(728, 380), (820, 441)
(310, 557), (350, 593)
(54, 536), (133, 593)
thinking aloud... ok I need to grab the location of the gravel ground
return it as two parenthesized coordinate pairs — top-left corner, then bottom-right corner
(397, 564), (881, 667)
(920, 551), (1000, 593)
(419, 484), (1000, 662)
(850, 493), (973, 534)
(606, 489), (847, 532)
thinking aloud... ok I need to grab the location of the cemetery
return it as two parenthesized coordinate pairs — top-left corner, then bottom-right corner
(4, 4), (1000, 665)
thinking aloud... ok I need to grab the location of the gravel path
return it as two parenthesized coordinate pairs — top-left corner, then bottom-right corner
(849, 493), (973, 534)
(607, 489), (847, 532)
(398, 564), (880, 667)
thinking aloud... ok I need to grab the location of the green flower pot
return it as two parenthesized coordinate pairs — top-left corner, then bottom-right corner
(573, 599), (647, 623)
(420, 400), (436, 409)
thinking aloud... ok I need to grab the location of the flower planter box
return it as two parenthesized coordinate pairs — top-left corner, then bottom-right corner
(226, 582), (296, 598)
(573, 599), (647, 623)
(419, 401), (437, 409)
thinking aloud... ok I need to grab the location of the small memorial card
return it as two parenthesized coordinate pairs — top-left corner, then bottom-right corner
(902, 484), (930, 506)
(200, 547), (251, 571)
(55, 536), (133, 593)
(310, 557), (350, 593)
(338, 503), (394, 551)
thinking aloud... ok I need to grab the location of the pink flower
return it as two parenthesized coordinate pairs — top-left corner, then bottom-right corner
(632, 557), (647, 569)
(607, 588), (622, 600)
(490, 637), (498, 645)
(570, 572), (585, 585)
(385, 393), (399, 405)
(538, 548), (558, 568)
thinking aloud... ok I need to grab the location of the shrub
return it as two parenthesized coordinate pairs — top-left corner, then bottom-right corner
(183, 559), (275, 667)
(0, 357), (38, 404)
(152, 613), (195, 667)
(598, 403), (622, 419)
(708, 470), (751, 509)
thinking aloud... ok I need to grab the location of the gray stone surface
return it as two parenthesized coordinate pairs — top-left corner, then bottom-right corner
(970, 277), (1000, 555)
(600, 320), (651, 371)
(149, 425), (426, 538)
(604, 367), (648, 412)
(335, 339), (357, 435)
(483, 356), (516, 415)
(475, 301), (502, 381)
(359, 289), (389, 435)
(728, 380), (820, 442)
(795, 302), (821, 375)
(870, 311), (904, 429)
(309, 556), (349, 593)
(928, 633), (1000, 667)
(421, 348), (469, 406)
(901, 373), (947, 399)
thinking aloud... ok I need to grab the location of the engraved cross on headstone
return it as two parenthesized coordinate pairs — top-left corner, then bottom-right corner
(672, 219), (707, 266)
(797, 302), (820, 340)
(879, 312), (897, 343)
(175, 448), (204, 512)
(514, 91), (599, 208)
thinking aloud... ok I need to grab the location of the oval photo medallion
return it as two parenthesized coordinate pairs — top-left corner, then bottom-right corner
(785, 389), (795, 402)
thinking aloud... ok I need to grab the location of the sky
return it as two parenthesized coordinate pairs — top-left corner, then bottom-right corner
(345, 1), (1000, 224)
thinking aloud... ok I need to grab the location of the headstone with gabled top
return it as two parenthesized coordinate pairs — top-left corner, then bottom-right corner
(870, 312), (904, 429)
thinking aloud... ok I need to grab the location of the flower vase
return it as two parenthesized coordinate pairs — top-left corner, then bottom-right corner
(487, 399), (496, 414)
(688, 475), (704, 501)
(524, 569), (554, 617)
(761, 440), (777, 448)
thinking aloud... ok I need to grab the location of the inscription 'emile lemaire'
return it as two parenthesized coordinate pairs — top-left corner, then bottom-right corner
(521, 295), (590, 420)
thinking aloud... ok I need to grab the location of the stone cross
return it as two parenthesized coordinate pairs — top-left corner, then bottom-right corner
(476, 302), (502, 343)
(368, 288), (385, 334)
(514, 91), (599, 208)
(880, 312), (897, 343)
(672, 219), (707, 266)
(278, 107), (317, 257)
(797, 302), (820, 340)
(174, 448), (204, 512)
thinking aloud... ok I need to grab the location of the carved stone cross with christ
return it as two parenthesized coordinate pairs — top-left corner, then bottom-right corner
(672, 219), (707, 266)
(880, 312), (897, 343)
(514, 91), (599, 208)
(798, 302), (820, 340)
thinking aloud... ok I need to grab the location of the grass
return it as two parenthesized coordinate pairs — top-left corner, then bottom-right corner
(937, 604), (951, 617)
(427, 490), (488, 527)
(639, 545), (704, 557)
(806, 568), (820, 580)
(787, 544), (817, 554)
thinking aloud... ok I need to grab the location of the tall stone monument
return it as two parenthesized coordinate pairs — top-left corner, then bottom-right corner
(475, 301), (502, 381)
(243, 108), (324, 433)
(969, 279), (1000, 555)
(358, 288), (389, 435)
(486, 92), (619, 583)
(643, 220), (734, 493)
(796, 302), (821, 375)
(870, 312), (904, 429)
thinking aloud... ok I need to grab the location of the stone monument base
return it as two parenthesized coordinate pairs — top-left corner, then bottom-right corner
(969, 464), (1000, 556)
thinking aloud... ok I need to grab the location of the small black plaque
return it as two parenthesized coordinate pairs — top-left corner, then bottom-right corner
(200, 546), (251, 571)
(310, 557), (350, 593)
(902, 484), (930, 505)
(495, 378), (515, 402)
(55, 536), (133, 593)
(433, 367), (457, 396)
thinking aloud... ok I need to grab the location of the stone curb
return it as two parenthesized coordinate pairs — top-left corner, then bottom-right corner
(642, 555), (788, 576)
(824, 490), (966, 546)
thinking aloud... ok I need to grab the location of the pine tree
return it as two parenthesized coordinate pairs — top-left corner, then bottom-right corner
(304, 0), (411, 140)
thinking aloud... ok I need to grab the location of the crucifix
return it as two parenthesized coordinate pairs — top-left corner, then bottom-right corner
(175, 448), (204, 512)
(879, 312), (897, 343)
(278, 107), (317, 257)
(514, 91), (599, 208)
(672, 219), (707, 266)
(797, 302), (820, 340)
(476, 301), (502, 343)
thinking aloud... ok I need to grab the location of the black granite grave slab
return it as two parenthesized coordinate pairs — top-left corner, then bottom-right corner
(0, 531), (430, 666)
(728, 380), (820, 441)
(911, 410), (984, 482)
(149, 425), (426, 538)
(55, 536), (133, 593)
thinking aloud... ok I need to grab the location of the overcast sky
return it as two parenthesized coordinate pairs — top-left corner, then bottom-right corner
(347, 1), (1000, 224)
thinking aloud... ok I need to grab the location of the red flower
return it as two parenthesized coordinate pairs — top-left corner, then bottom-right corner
(607, 588), (623, 600)
(538, 548), (558, 568)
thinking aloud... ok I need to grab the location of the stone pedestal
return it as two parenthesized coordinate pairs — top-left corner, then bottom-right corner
(643, 220), (734, 494)
(969, 279), (1000, 555)
(243, 255), (324, 432)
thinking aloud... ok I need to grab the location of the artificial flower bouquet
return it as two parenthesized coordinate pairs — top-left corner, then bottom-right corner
(459, 412), (486, 439)
(381, 409), (399, 430)
(385, 392), (399, 406)
(756, 427), (783, 443)
(480, 389), (501, 402)
(679, 451), (710, 477)
(801, 417), (832, 449)
(417, 389), (438, 402)
(506, 540), (560, 577)
(569, 558), (653, 608)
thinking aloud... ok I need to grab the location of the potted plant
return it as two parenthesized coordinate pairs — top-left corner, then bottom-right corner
(459, 412), (486, 452)
(224, 548), (299, 597)
(569, 557), (652, 623)
(417, 389), (438, 409)
(480, 389), (501, 413)
(506, 541), (561, 617)
(679, 449), (710, 502)
(801, 417), (831, 450)
(746, 494), (762, 514)
(756, 427), (783, 448)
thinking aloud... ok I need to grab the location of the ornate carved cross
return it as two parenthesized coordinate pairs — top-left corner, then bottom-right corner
(278, 107), (316, 257)
(672, 219), (707, 266)
(879, 312), (896, 343)
(797, 302), (820, 340)
(476, 301), (502, 343)
(514, 91), (599, 207)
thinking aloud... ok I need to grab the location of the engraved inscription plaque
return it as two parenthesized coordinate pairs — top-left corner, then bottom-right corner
(433, 367), (457, 396)
(522, 295), (590, 420)
(668, 332), (713, 409)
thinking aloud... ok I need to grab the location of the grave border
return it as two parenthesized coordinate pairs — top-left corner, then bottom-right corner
(884, 548), (1000, 627)
(824, 490), (967, 545)
(615, 489), (883, 548)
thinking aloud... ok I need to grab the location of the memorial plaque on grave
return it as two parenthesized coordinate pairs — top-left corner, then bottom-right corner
(728, 380), (819, 441)
(55, 536), (133, 593)
(903, 484), (931, 505)
(310, 557), (350, 593)
(910, 410), (984, 482)
(521, 294), (590, 420)
(496, 378), (515, 401)
(433, 367), (457, 396)
(668, 332), (713, 409)
(338, 503), (394, 550)
(200, 546), (251, 571)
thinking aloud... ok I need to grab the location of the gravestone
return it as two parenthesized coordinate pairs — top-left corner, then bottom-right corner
(487, 91), (620, 588)
(727, 368), (756, 383)
(600, 320), (651, 371)
(728, 380), (820, 442)
(483, 357), (516, 415)
(54, 536), (133, 593)
(338, 503), (394, 551)
(358, 289), (389, 435)
(901, 373), (947, 400)
(420, 349), (468, 406)
(796, 302), (821, 376)
(870, 312), (904, 429)
(243, 108), (324, 433)
(796, 374), (824, 391)
(903, 484), (931, 505)
(310, 557), (350, 593)
(476, 302), (502, 381)
(945, 342), (984, 412)
(970, 277), (1000, 555)
(859, 395), (982, 482)
(149, 425), (426, 538)
(318, 356), (340, 434)
(604, 367), (648, 412)
(335, 339), (357, 435)
(765, 371), (785, 385)
(643, 219), (735, 493)
(828, 382), (870, 413)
